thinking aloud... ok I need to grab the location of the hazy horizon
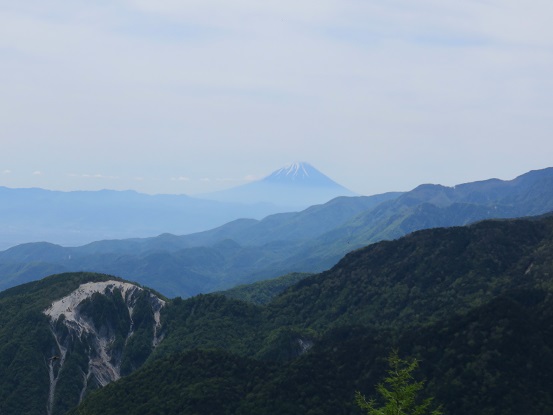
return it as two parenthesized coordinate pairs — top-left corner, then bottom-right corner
(0, 161), (549, 197)
(2, 2), (552, 196)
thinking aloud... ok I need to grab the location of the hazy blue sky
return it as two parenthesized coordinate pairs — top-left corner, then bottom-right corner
(1, 1), (552, 196)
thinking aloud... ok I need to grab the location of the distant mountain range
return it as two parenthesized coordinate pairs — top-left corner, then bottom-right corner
(1, 167), (552, 297)
(199, 161), (357, 207)
(0, 187), (271, 250)
(0, 162), (353, 250)
(3, 213), (553, 414)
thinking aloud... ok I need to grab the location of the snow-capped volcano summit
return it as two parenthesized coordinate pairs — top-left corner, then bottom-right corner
(263, 162), (333, 184)
(201, 162), (357, 209)
(267, 162), (313, 180)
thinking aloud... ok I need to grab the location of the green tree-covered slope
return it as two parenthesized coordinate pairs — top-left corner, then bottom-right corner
(219, 272), (312, 305)
(69, 214), (553, 415)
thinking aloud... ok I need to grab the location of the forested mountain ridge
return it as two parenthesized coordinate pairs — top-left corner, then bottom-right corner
(266, 215), (553, 331)
(219, 272), (313, 305)
(293, 167), (553, 268)
(1, 167), (552, 298)
(0, 192), (402, 296)
(2, 214), (553, 414)
(63, 213), (553, 415)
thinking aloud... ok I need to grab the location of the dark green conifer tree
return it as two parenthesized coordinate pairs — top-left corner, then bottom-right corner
(356, 351), (443, 415)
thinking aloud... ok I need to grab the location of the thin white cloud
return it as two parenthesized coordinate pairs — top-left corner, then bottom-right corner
(171, 176), (191, 182)
(2, 169), (11, 174)
(120, 0), (553, 47)
(68, 173), (119, 179)
(215, 177), (242, 182)
(33, 170), (43, 176)
(125, 0), (339, 29)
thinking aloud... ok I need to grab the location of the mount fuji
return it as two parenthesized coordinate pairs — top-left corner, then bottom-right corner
(200, 162), (357, 208)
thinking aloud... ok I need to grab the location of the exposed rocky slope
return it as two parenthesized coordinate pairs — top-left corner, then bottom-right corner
(0, 273), (165, 415)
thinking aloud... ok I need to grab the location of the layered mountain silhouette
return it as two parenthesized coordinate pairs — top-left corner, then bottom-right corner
(0, 163), (355, 250)
(199, 162), (357, 208)
(1, 167), (552, 297)
(0, 188), (277, 250)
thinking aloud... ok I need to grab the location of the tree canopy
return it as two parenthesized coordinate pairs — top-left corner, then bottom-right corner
(356, 351), (442, 415)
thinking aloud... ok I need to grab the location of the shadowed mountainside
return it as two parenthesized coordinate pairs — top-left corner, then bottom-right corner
(2, 214), (553, 414)
(63, 213), (553, 415)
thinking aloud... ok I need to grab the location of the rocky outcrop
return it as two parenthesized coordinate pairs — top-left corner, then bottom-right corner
(43, 281), (165, 415)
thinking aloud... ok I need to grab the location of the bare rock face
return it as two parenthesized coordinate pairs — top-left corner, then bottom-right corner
(43, 281), (165, 415)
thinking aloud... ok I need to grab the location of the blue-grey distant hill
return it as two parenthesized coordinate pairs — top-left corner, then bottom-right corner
(1, 167), (552, 297)
(0, 187), (280, 250)
(0, 162), (354, 250)
(198, 162), (358, 208)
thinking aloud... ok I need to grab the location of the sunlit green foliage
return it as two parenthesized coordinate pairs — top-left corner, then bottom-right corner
(355, 351), (442, 415)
